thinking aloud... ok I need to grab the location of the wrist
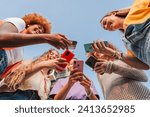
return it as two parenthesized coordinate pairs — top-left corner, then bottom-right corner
(86, 88), (93, 98)
(37, 34), (50, 43)
(66, 82), (74, 88)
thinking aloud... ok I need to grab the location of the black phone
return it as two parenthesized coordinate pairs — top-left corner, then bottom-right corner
(85, 56), (98, 69)
(68, 40), (77, 49)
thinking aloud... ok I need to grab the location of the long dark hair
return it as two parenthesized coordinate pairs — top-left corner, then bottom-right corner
(100, 8), (130, 32)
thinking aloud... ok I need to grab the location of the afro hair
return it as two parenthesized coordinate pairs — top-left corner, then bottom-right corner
(22, 13), (51, 34)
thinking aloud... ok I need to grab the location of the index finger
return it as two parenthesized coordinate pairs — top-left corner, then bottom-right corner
(56, 58), (67, 62)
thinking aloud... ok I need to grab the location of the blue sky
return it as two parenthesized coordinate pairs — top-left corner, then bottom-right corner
(0, 0), (150, 99)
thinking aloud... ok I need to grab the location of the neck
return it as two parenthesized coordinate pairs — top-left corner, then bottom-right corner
(118, 18), (125, 30)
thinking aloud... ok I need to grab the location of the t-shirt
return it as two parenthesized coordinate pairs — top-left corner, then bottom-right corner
(3, 18), (25, 66)
(124, 0), (150, 30)
(49, 77), (99, 100)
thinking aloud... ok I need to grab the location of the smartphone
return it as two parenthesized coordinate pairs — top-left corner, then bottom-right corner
(85, 56), (98, 69)
(68, 40), (77, 49)
(59, 50), (74, 70)
(84, 41), (108, 53)
(73, 60), (84, 72)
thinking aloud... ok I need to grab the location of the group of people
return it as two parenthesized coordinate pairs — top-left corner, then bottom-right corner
(0, 0), (150, 100)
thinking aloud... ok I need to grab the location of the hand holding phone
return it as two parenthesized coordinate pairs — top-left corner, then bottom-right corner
(84, 41), (108, 53)
(85, 56), (98, 69)
(73, 60), (84, 72)
(58, 50), (74, 71)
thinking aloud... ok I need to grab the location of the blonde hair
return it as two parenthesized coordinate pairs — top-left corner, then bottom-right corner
(4, 49), (59, 90)
(32, 49), (59, 65)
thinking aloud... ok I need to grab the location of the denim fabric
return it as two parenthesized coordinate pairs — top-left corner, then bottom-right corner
(122, 18), (150, 66)
(0, 50), (8, 75)
(0, 90), (40, 100)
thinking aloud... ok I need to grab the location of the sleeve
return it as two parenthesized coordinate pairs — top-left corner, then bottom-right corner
(49, 79), (63, 99)
(106, 60), (148, 82)
(3, 17), (25, 32)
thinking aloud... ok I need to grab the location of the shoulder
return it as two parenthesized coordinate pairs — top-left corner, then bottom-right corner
(3, 17), (26, 32)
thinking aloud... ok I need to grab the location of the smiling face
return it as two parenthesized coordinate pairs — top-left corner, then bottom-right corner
(101, 15), (124, 31)
(26, 24), (44, 34)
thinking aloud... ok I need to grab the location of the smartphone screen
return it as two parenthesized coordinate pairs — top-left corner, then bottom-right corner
(85, 56), (98, 69)
(73, 60), (84, 72)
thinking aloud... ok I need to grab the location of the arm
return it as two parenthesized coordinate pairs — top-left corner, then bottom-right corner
(54, 70), (83, 100)
(107, 61), (148, 82)
(80, 74), (98, 100)
(4, 58), (67, 90)
(92, 40), (149, 70)
(0, 33), (69, 49)
(54, 83), (72, 100)
(122, 54), (149, 70)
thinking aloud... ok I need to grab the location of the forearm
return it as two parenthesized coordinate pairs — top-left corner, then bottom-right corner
(85, 88), (98, 100)
(54, 83), (72, 100)
(24, 61), (47, 80)
(122, 54), (149, 70)
(88, 92), (98, 100)
(0, 33), (48, 48)
(109, 61), (148, 82)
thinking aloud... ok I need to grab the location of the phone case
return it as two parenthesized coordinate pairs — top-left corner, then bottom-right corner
(85, 56), (98, 69)
(59, 50), (74, 70)
(84, 41), (109, 53)
(84, 43), (93, 53)
(73, 60), (84, 72)
(68, 40), (77, 49)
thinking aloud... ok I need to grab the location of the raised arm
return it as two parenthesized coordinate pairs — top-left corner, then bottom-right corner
(0, 33), (71, 49)
(122, 54), (149, 70)
(4, 58), (67, 90)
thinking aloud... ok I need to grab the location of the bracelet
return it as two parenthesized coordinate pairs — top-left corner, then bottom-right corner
(86, 88), (93, 98)
(112, 51), (124, 60)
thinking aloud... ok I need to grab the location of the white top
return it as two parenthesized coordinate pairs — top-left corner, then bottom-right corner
(4, 17), (25, 32)
(3, 17), (26, 66)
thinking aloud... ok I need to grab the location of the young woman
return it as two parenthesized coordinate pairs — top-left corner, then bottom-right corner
(49, 58), (99, 100)
(99, 2), (150, 70)
(0, 13), (71, 76)
(91, 42), (150, 99)
(0, 49), (67, 100)
(0, 13), (71, 49)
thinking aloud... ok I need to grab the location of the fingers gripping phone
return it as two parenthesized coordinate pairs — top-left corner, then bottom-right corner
(85, 56), (98, 69)
(84, 41), (108, 53)
(73, 60), (84, 72)
(59, 50), (74, 69)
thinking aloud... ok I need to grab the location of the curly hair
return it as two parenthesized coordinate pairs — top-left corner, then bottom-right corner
(22, 13), (51, 34)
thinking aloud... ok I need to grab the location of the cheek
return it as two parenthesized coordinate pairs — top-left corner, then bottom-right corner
(27, 29), (35, 34)
(112, 23), (120, 30)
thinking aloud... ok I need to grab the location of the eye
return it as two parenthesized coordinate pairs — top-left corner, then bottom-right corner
(103, 20), (106, 25)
